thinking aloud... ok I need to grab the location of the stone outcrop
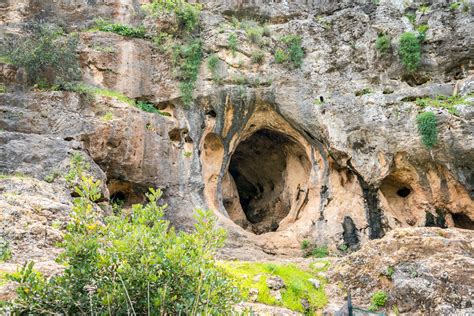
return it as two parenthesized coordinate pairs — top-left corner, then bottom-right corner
(0, 1), (473, 313)
(328, 227), (474, 314)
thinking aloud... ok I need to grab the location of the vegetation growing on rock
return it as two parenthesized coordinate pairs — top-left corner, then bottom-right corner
(416, 111), (438, 149)
(2, 177), (239, 314)
(274, 35), (304, 68)
(93, 18), (146, 38)
(399, 32), (421, 72)
(0, 22), (81, 88)
(220, 261), (328, 313)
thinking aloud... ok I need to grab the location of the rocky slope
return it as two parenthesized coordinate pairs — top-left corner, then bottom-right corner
(0, 0), (473, 313)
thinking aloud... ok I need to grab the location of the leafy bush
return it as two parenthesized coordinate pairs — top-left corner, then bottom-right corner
(369, 290), (388, 311)
(143, 0), (202, 33)
(172, 40), (203, 106)
(375, 34), (391, 54)
(274, 49), (288, 64)
(251, 50), (265, 64)
(399, 32), (421, 72)
(0, 22), (81, 87)
(275, 35), (304, 68)
(3, 176), (240, 314)
(311, 246), (329, 258)
(0, 84), (6, 94)
(94, 18), (146, 38)
(355, 88), (371, 96)
(300, 239), (310, 250)
(228, 33), (238, 56)
(416, 111), (438, 149)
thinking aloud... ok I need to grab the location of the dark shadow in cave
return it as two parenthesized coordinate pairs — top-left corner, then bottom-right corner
(453, 213), (474, 230)
(228, 129), (308, 234)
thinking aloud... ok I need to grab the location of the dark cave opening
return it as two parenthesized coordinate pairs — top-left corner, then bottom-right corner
(396, 187), (411, 198)
(227, 129), (309, 234)
(453, 213), (474, 230)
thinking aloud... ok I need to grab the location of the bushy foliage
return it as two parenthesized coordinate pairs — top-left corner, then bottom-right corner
(172, 40), (203, 106)
(275, 35), (304, 68)
(399, 32), (421, 72)
(375, 34), (391, 54)
(0, 23), (81, 87)
(369, 290), (388, 311)
(3, 176), (240, 314)
(416, 111), (438, 149)
(143, 0), (202, 33)
(94, 18), (146, 38)
(135, 101), (160, 113)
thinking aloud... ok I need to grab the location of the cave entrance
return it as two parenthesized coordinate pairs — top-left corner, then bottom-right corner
(226, 129), (310, 234)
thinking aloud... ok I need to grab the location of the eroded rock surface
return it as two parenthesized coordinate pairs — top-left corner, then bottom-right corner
(0, 0), (473, 313)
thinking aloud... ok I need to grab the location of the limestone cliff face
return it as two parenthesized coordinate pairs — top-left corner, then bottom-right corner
(0, 0), (473, 263)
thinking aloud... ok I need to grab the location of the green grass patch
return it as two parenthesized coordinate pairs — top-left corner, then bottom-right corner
(415, 94), (472, 115)
(92, 18), (146, 38)
(220, 261), (328, 313)
(68, 84), (168, 115)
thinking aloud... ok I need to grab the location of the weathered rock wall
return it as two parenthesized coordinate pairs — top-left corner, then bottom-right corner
(0, 0), (473, 262)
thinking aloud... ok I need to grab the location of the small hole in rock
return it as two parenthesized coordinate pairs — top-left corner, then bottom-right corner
(206, 110), (217, 118)
(397, 187), (411, 198)
(110, 191), (126, 204)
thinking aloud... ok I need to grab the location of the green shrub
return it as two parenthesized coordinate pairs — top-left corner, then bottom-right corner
(0, 22), (81, 87)
(135, 101), (160, 113)
(311, 246), (329, 258)
(375, 34), (391, 54)
(418, 5), (430, 14)
(242, 22), (264, 44)
(399, 32), (421, 72)
(228, 33), (238, 56)
(3, 176), (240, 315)
(94, 18), (146, 38)
(172, 40), (203, 106)
(251, 50), (265, 64)
(416, 111), (438, 149)
(386, 266), (394, 278)
(300, 239), (310, 250)
(369, 290), (388, 311)
(207, 54), (220, 81)
(0, 84), (6, 94)
(404, 12), (416, 25)
(274, 48), (288, 64)
(0, 237), (12, 262)
(143, 0), (202, 33)
(282, 35), (304, 68)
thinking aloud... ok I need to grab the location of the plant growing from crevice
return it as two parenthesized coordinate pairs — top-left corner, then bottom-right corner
(93, 18), (146, 38)
(207, 54), (220, 82)
(0, 22), (81, 88)
(274, 35), (304, 69)
(142, 0), (202, 33)
(368, 290), (388, 311)
(375, 34), (391, 54)
(172, 39), (203, 107)
(416, 111), (438, 149)
(251, 50), (265, 64)
(228, 33), (238, 56)
(399, 32), (421, 73)
(415, 94), (472, 115)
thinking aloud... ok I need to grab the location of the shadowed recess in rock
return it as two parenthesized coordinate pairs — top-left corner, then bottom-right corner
(227, 129), (309, 234)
